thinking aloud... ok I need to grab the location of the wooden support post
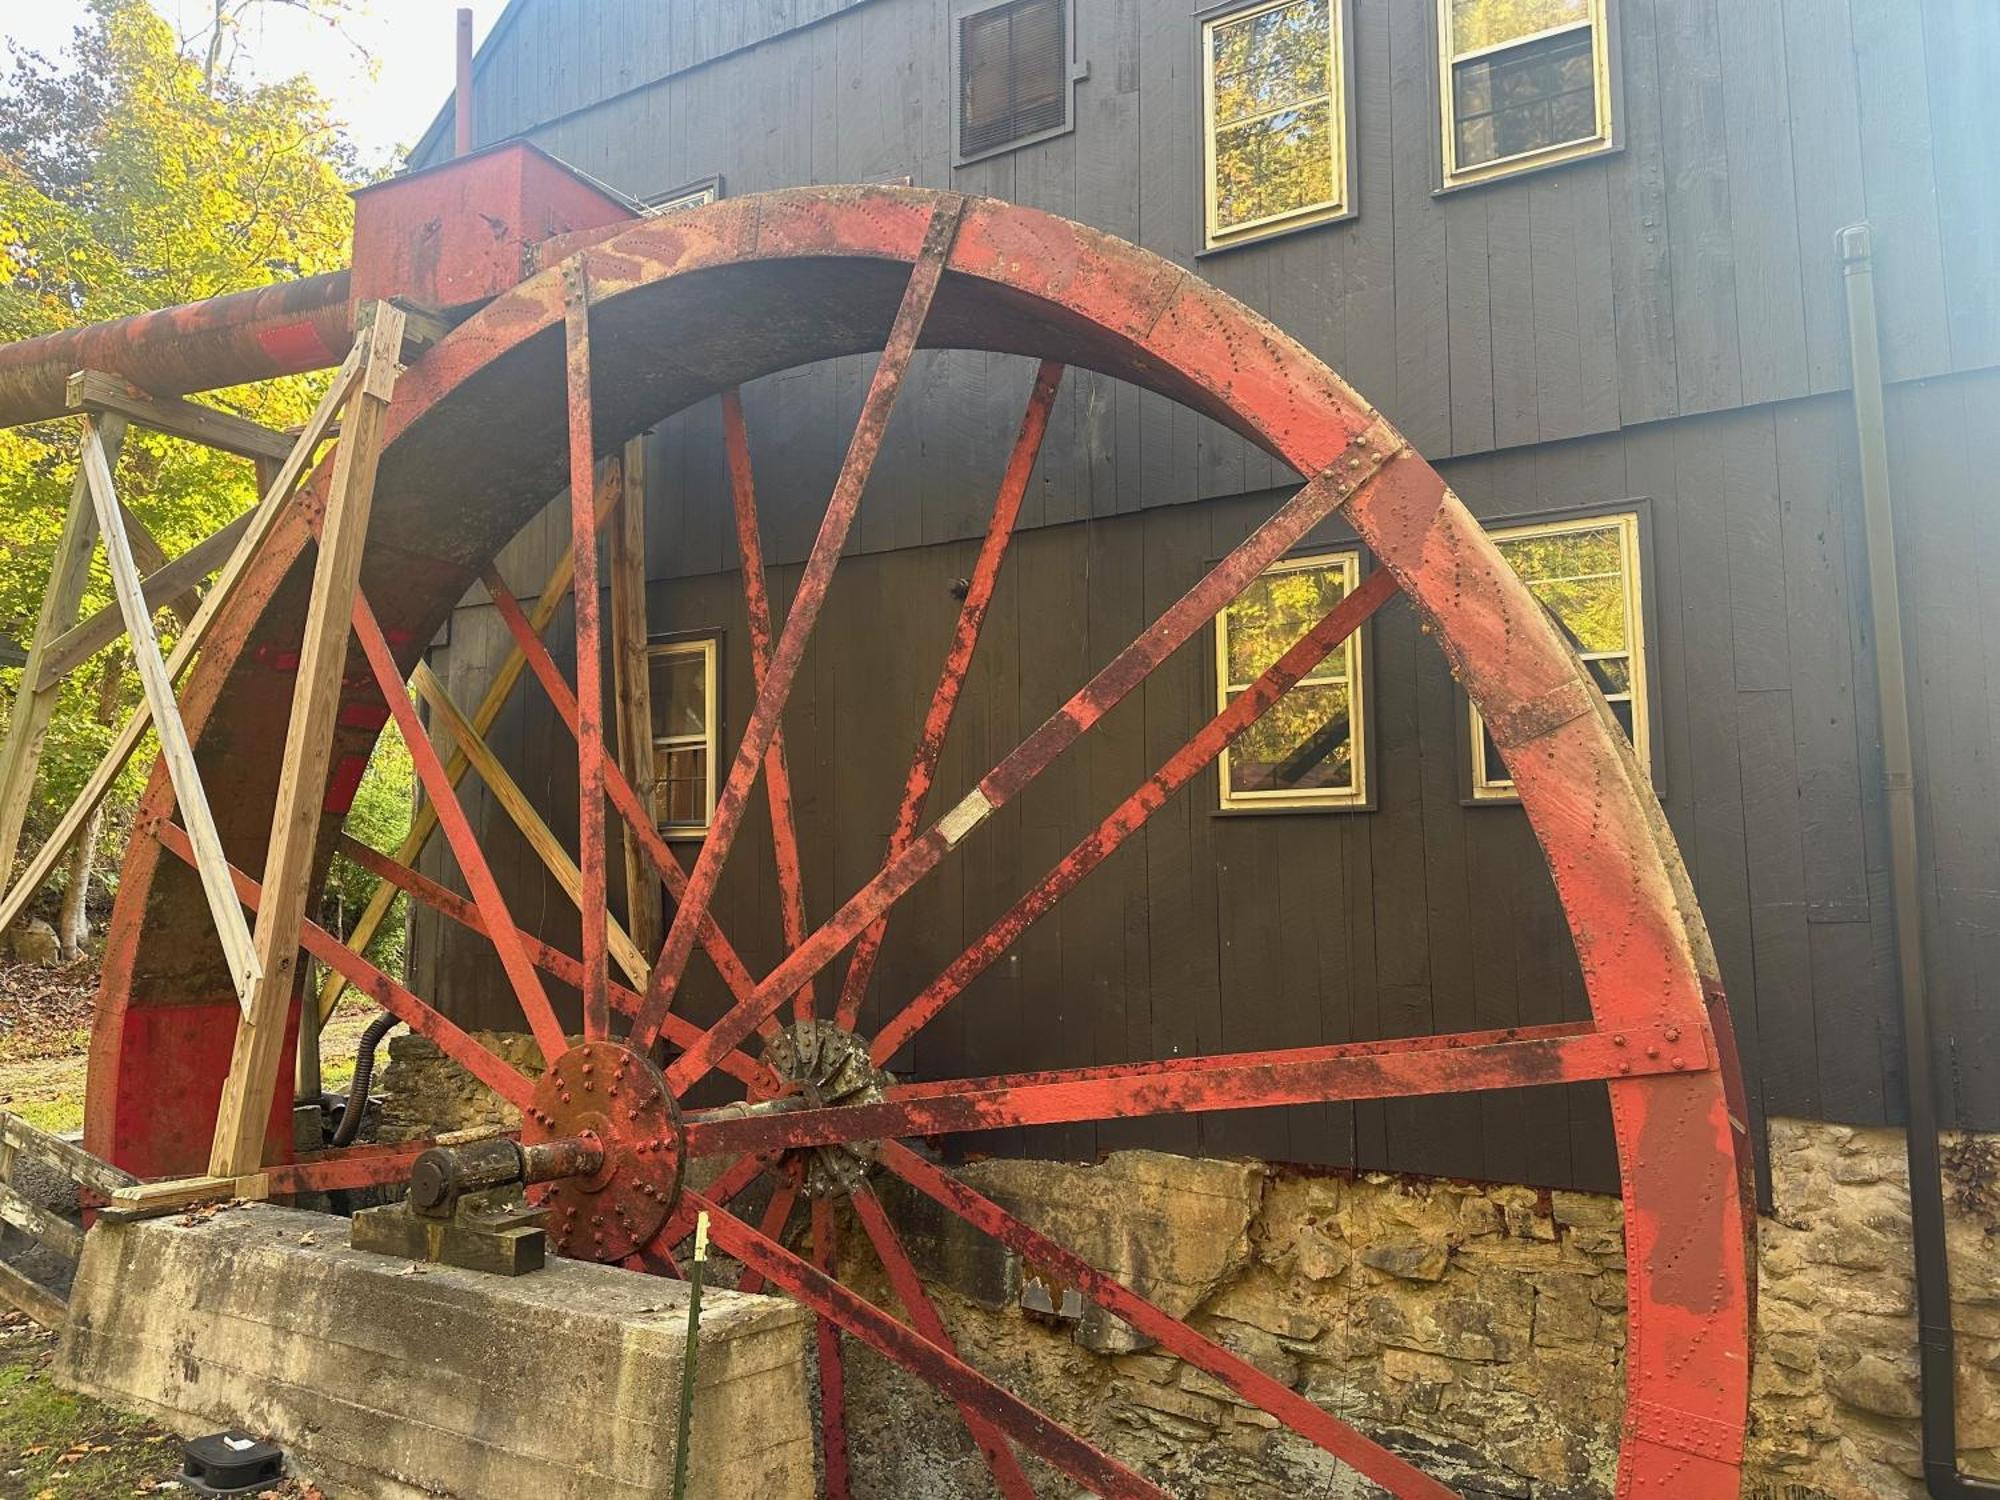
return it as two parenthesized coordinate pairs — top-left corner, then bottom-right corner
(609, 436), (660, 957)
(0, 340), (364, 939)
(314, 463), (626, 1024)
(79, 415), (263, 1008)
(208, 305), (406, 1179)
(410, 663), (654, 987)
(0, 416), (126, 910)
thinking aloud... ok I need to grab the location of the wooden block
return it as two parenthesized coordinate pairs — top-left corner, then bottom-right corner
(0, 1256), (65, 1329)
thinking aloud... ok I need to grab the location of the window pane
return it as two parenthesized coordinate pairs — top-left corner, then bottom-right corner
(1224, 560), (1351, 684)
(1449, 0), (1587, 55)
(1213, 101), (1336, 231)
(1497, 522), (1621, 583)
(1211, 0), (1330, 124)
(649, 651), (707, 739)
(1479, 719), (1509, 787)
(960, 0), (1067, 158)
(1585, 655), (1631, 696)
(1227, 682), (1355, 795)
(654, 746), (709, 828)
(1451, 25), (1596, 168)
(1528, 574), (1625, 653)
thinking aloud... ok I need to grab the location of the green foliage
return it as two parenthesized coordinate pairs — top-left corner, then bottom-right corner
(0, 2), (408, 956)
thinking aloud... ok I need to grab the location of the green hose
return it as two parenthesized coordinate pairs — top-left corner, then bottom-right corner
(670, 1211), (709, 1500)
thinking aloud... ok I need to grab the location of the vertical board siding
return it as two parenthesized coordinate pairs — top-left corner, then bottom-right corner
(414, 380), (1985, 1183)
(400, 0), (1997, 1185)
(433, 0), (1985, 467)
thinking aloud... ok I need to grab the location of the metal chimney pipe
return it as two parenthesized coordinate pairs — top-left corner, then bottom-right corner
(455, 9), (476, 157)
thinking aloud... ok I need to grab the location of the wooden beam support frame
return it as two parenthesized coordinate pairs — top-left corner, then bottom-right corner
(208, 304), (406, 1178)
(314, 460), (626, 1023)
(78, 414), (263, 1007)
(37, 505), (259, 689)
(0, 334), (368, 940)
(0, 417), (128, 895)
(609, 436), (661, 957)
(410, 662), (654, 987)
(66, 369), (296, 464)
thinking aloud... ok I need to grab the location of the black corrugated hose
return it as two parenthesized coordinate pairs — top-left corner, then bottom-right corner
(330, 1012), (400, 1148)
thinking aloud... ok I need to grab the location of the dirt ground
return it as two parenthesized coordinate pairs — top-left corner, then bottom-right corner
(0, 955), (388, 1493)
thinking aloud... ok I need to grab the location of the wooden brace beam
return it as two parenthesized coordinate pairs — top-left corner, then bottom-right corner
(314, 459), (626, 1023)
(410, 662), (654, 988)
(79, 414), (263, 1008)
(66, 369), (296, 463)
(208, 304), (406, 1179)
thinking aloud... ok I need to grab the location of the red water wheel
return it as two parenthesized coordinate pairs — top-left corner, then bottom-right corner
(91, 188), (1752, 1498)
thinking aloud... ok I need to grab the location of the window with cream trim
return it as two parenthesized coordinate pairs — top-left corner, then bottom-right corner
(1437, 0), (1614, 188)
(1216, 549), (1369, 810)
(647, 638), (719, 836)
(1470, 511), (1646, 800)
(1201, 0), (1351, 250)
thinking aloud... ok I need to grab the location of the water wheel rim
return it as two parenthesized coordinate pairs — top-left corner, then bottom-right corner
(90, 185), (1751, 1497)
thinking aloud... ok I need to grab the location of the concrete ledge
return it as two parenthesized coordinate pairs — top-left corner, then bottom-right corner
(55, 1204), (813, 1498)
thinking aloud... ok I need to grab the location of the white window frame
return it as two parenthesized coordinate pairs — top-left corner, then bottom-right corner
(643, 176), (722, 216)
(1470, 510), (1647, 801)
(648, 636), (719, 837)
(1435, 0), (1616, 190)
(1215, 547), (1370, 811)
(1200, 0), (1355, 252)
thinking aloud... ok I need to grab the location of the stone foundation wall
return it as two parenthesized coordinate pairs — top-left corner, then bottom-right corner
(376, 1038), (2000, 1496)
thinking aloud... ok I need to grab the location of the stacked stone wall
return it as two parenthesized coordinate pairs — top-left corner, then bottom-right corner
(377, 1038), (2000, 1496)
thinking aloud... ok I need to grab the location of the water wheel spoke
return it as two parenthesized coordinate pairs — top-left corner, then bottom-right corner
(692, 1192), (1169, 1500)
(735, 1158), (804, 1297)
(152, 820), (536, 1110)
(872, 564), (1398, 1064)
(835, 359), (1065, 1033)
(685, 1021), (1702, 1157)
(649, 1150), (778, 1258)
(721, 389), (816, 1022)
(561, 260), (613, 1041)
(810, 1196), (854, 1500)
(850, 1185), (1037, 1500)
(479, 560), (776, 1037)
(352, 594), (570, 1064)
(659, 432), (1406, 1097)
(875, 1141), (1457, 1500)
(332, 834), (778, 1095)
(632, 196), (969, 1052)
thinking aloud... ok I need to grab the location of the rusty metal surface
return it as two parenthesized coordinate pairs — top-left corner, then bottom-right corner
(83, 185), (1753, 1498)
(521, 1041), (682, 1262)
(0, 272), (351, 429)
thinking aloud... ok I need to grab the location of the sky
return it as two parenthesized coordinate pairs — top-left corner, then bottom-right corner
(1, 1), (503, 172)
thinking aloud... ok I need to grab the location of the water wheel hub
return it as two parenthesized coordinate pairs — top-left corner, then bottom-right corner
(764, 1020), (889, 1199)
(520, 1040), (683, 1260)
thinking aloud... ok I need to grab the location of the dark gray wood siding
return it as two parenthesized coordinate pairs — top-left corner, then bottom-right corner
(417, 0), (1998, 458)
(414, 369), (2000, 1191)
(400, 0), (2000, 1190)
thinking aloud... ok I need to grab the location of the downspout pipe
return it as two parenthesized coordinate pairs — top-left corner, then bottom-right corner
(1839, 222), (1999, 1500)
